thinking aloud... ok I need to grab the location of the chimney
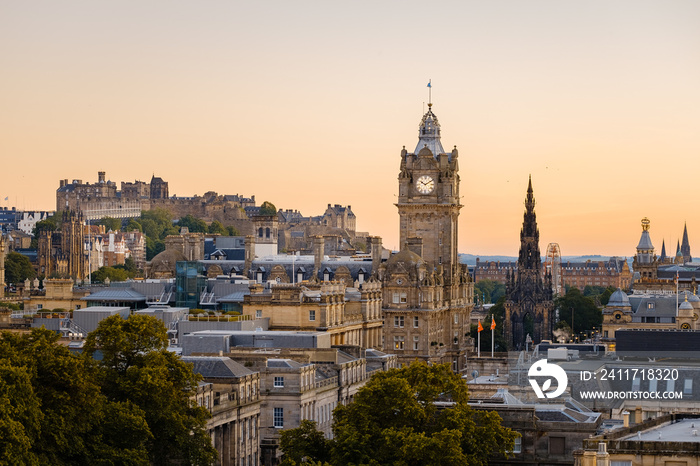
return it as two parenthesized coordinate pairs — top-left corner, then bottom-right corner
(313, 236), (324, 276)
(406, 237), (423, 258)
(60, 180), (65, 188)
(244, 235), (255, 278)
(622, 410), (630, 428)
(369, 236), (382, 275)
(98, 171), (106, 184)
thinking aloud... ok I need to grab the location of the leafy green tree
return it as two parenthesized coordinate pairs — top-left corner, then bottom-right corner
(280, 420), (332, 466)
(600, 286), (616, 305)
(145, 237), (165, 261)
(0, 328), (152, 465)
(91, 266), (130, 284)
(125, 219), (143, 232)
(308, 362), (517, 466)
(474, 279), (506, 304)
(555, 287), (603, 338)
(208, 220), (227, 235)
(97, 217), (122, 232)
(5, 252), (36, 284)
(259, 201), (277, 216)
(178, 215), (207, 233)
(226, 225), (240, 236)
(84, 315), (216, 465)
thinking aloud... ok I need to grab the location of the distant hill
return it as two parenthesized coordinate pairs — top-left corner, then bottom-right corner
(459, 253), (625, 266)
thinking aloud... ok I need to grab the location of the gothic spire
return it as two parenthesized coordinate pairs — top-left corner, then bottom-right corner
(682, 222), (692, 262)
(660, 239), (667, 261)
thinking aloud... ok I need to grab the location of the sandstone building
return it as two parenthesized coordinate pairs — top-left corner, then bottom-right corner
(380, 103), (474, 370)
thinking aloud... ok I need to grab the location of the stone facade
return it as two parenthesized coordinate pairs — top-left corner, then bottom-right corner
(383, 103), (474, 371)
(242, 280), (383, 349)
(37, 210), (88, 280)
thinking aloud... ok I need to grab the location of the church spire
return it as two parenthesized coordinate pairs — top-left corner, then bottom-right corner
(660, 239), (667, 262)
(682, 222), (692, 263)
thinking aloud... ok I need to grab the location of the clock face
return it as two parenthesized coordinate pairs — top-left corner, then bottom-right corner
(416, 175), (434, 194)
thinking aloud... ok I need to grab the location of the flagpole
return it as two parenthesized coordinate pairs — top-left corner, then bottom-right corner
(491, 326), (494, 358)
(477, 330), (480, 358)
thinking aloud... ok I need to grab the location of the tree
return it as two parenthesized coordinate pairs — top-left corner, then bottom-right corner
(474, 279), (506, 304)
(97, 217), (122, 232)
(208, 220), (227, 235)
(125, 219), (143, 232)
(226, 225), (240, 236)
(555, 287), (603, 339)
(259, 201), (277, 216)
(280, 420), (332, 466)
(280, 362), (517, 466)
(91, 266), (130, 284)
(5, 252), (36, 284)
(0, 328), (152, 465)
(84, 315), (216, 465)
(177, 214), (207, 233)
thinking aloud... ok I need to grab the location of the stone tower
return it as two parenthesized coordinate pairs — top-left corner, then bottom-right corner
(382, 102), (473, 371)
(681, 222), (692, 264)
(504, 177), (553, 349)
(632, 218), (658, 281)
(396, 103), (461, 277)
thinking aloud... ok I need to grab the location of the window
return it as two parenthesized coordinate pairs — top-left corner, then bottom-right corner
(414, 316), (419, 328)
(297, 272), (304, 283)
(394, 316), (404, 328)
(685, 379), (693, 395)
(274, 377), (284, 388)
(413, 336), (419, 350)
(511, 435), (522, 454)
(667, 379), (675, 392)
(631, 377), (640, 391)
(647, 302), (655, 310)
(309, 310), (316, 321)
(37, 304), (43, 310)
(394, 336), (404, 350)
(255, 310), (262, 319)
(273, 408), (283, 428)
(400, 292), (407, 303)
(454, 314), (459, 324)
(649, 378), (657, 392)
(393, 292), (400, 304)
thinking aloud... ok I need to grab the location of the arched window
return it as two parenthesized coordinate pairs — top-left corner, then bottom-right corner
(265, 227), (270, 238)
(258, 227), (263, 237)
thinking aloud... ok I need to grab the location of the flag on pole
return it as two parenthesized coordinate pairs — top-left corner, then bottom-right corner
(491, 316), (496, 330)
(427, 80), (431, 88)
(3, 197), (7, 201)
(477, 321), (483, 332)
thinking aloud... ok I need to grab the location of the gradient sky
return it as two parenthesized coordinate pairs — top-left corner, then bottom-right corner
(2, 1), (699, 257)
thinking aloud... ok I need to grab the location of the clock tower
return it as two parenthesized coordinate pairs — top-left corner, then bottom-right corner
(381, 101), (473, 371)
(396, 103), (461, 277)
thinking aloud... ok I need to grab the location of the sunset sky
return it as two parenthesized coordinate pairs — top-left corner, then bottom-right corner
(2, 1), (699, 257)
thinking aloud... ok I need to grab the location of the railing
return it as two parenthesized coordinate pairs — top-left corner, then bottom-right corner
(315, 376), (338, 388)
(186, 314), (252, 322)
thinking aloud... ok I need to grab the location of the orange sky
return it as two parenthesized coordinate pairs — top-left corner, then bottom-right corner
(1, 1), (699, 257)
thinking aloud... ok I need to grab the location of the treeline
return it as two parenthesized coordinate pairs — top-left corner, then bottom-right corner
(0, 315), (216, 465)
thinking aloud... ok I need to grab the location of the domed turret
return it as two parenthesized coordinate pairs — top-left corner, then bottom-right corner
(414, 104), (445, 157)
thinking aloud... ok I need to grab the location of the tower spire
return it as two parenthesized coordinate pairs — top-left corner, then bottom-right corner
(682, 221), (692, 262)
